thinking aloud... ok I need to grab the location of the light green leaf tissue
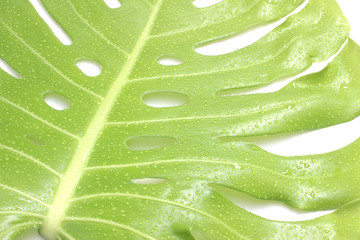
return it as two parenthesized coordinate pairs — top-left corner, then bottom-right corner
(1, 0), (360, 239)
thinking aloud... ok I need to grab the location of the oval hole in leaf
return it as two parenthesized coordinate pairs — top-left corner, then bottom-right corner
(76, 59), (102, 77)
(125, 136), (177, 150)
(193, 0), (223, 8)
(25, 135), (45, 146)
(104, 0), (121, 8)
(194, 0), (309, 56)
(131, 178), (168, 184)
(142, 91), (189, 108)
(157, 56), (184, 66)
(42, 92), (70, 111)
(0, 58), (22, 79)
(210, 184), (334, 221)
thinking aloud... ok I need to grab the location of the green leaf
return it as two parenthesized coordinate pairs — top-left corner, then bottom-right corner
(0, 0), (359, 239)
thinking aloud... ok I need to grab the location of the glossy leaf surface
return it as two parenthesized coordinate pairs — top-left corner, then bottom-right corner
(1, 0), (360, 239)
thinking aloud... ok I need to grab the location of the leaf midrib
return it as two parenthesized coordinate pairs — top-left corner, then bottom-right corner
(41, 1), (164, 238)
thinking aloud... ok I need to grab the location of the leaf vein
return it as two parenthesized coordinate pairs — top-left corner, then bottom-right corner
(0, 144), (63, 178)
(59, 228), (77, 240)
(84, 159), (327, 180)
(0, 96), (79, 140)
(66, 0), (130, 56)
(106, 94), (322, 126)
(0, 183), (49, 208)
(0, 211), (46, 219)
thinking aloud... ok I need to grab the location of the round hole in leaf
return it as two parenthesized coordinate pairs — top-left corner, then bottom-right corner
(75, 59), (102, 77)
(125, 136), (177, 150)
(157, 56), (184, 66)
(142, 91), (189, 108)
(42, 92), (70, 111)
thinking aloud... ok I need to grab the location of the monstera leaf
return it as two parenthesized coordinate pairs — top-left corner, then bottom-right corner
(1, 0), (360, 239)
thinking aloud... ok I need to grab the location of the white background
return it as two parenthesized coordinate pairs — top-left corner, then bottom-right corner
(8, 0), (360, 239)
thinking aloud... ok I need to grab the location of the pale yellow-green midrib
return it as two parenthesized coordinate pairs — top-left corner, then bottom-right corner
(41, 1), (164, 238)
